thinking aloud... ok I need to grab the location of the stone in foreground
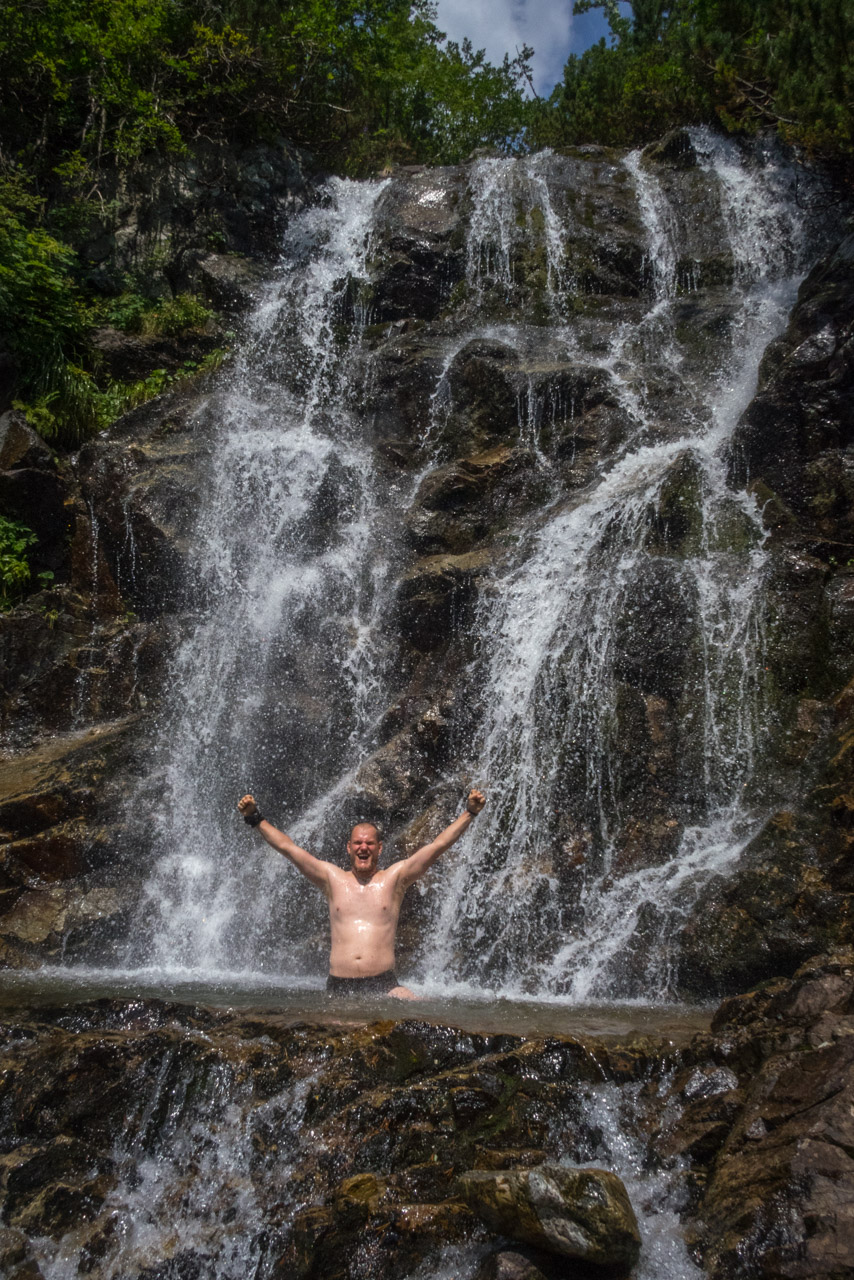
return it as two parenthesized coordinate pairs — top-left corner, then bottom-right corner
(459, 1165), (641, 1268)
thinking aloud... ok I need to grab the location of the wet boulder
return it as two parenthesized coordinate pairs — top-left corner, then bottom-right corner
(0, 721), (142, 965)
(406, 448), (538, 554)
(0, 1228), (44, 1280)
(675, 676), (854, 999)
(474, 1249), (553, 1280)
(196, 252), (266, 313)
(77, 380), (216, 615)
(438, 339), (522, 455)
(458, 1165), (641, 1269)
(0, 413), (52, 471)
(370, 167), (467, 322)
(642, 128), (698, 170)
(685, 954), (854, 1280)
(612, 556), (700, 702)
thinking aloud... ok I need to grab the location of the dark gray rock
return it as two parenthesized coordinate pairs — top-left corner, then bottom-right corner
(0, 412), (53, 471)
(197, 252), (267, 312)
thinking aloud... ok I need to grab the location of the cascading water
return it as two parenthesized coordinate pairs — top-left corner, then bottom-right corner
(117, 131), (828, 1004)
(416, 131), (818, 1000)
(125, 177), (400, 977)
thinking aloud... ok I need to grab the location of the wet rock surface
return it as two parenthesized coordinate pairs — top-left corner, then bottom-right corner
(2, 958), (854, 1279)
(459, 1165), (641, 1268)
(652, 952), (854, 1280)
(0, 723), (143, 967)
(0, 1000), (655, 1280)
(676, 219), (854, 995)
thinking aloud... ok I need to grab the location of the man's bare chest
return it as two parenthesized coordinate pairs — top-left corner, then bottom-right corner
(328, 873), (400, 923)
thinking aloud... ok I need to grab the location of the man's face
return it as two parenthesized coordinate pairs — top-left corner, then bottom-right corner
(347, 824), (382, 875)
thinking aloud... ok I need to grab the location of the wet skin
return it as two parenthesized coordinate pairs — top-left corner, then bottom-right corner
(237, 792), (486, 999)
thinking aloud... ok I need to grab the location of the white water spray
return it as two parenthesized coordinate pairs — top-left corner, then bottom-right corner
(418, 130), (812, 1000)
(127, 179), (395, 974)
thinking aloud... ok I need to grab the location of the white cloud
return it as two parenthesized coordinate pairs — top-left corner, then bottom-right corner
(433, 0), (575, 96)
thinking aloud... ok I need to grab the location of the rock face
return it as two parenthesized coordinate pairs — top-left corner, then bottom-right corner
(675, 223), (854, 995)
(459, 1165), (641, 1268)
(650, 952), (854, 1280)
(0, 1001), (657, 1280)
(3, 959), (854, 1279)
(0, 379), (218, 959)
(78, 137), (313, 299)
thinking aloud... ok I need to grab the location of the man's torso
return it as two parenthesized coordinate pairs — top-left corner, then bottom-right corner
(325, 863), (405, 978)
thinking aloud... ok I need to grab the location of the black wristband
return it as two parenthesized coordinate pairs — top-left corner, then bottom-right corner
(245, 811), (264, 827)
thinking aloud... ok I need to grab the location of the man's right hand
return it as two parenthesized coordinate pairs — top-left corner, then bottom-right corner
(238, 794), (258, 819)
(466, 788), (486, 815)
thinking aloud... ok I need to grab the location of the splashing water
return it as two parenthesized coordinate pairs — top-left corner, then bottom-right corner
(571, 1082), (705, 1280)
(34, 1055), (315, 1280)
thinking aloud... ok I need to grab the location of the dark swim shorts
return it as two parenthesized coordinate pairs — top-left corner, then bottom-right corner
(326, 970), (399, 997)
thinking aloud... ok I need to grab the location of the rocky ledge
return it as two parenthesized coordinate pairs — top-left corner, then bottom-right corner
(1, 952), (854, 1279)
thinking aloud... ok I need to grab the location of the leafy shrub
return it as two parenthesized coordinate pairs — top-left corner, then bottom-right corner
(101, 292), (150, 333)
(0, 176), (85, 396)
(143, 293), (214, 337)
(15, 349), (227, 449)
(0, 515), (53, 608)
(98, 290), (214, 337)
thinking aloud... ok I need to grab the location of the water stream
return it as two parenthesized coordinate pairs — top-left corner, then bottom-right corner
(415, 131), (814, 1000)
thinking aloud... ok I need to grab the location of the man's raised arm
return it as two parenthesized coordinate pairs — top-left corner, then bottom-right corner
(237, 795), (330, 891)
(397, 789), (485, 888)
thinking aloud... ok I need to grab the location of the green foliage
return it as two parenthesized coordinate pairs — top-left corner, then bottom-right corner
(14, 349), (227, 450)
(0, 0), (531, 179)
(0, 515), (52, 609)
(0, 0), (532, 445)
(99, 292), (150, 334)
(95, 290), (214, 337)
(529, 0), (854, 172)
(0, 174), (86, 396)
(143, 293), (214, 337)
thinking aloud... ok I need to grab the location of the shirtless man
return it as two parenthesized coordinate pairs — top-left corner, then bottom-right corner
(237, 790), (486, 999)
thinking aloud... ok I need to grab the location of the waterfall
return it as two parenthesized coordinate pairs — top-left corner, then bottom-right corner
(125, 177), (397, 976)
(416, 130), (815, 1000)
(117, 132), (826, 1002)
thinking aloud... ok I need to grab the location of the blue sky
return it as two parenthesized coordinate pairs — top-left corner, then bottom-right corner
(432, 1), (614, 96)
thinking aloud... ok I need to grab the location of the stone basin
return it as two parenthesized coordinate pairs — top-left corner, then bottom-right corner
(0, 966), (711, 1044)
